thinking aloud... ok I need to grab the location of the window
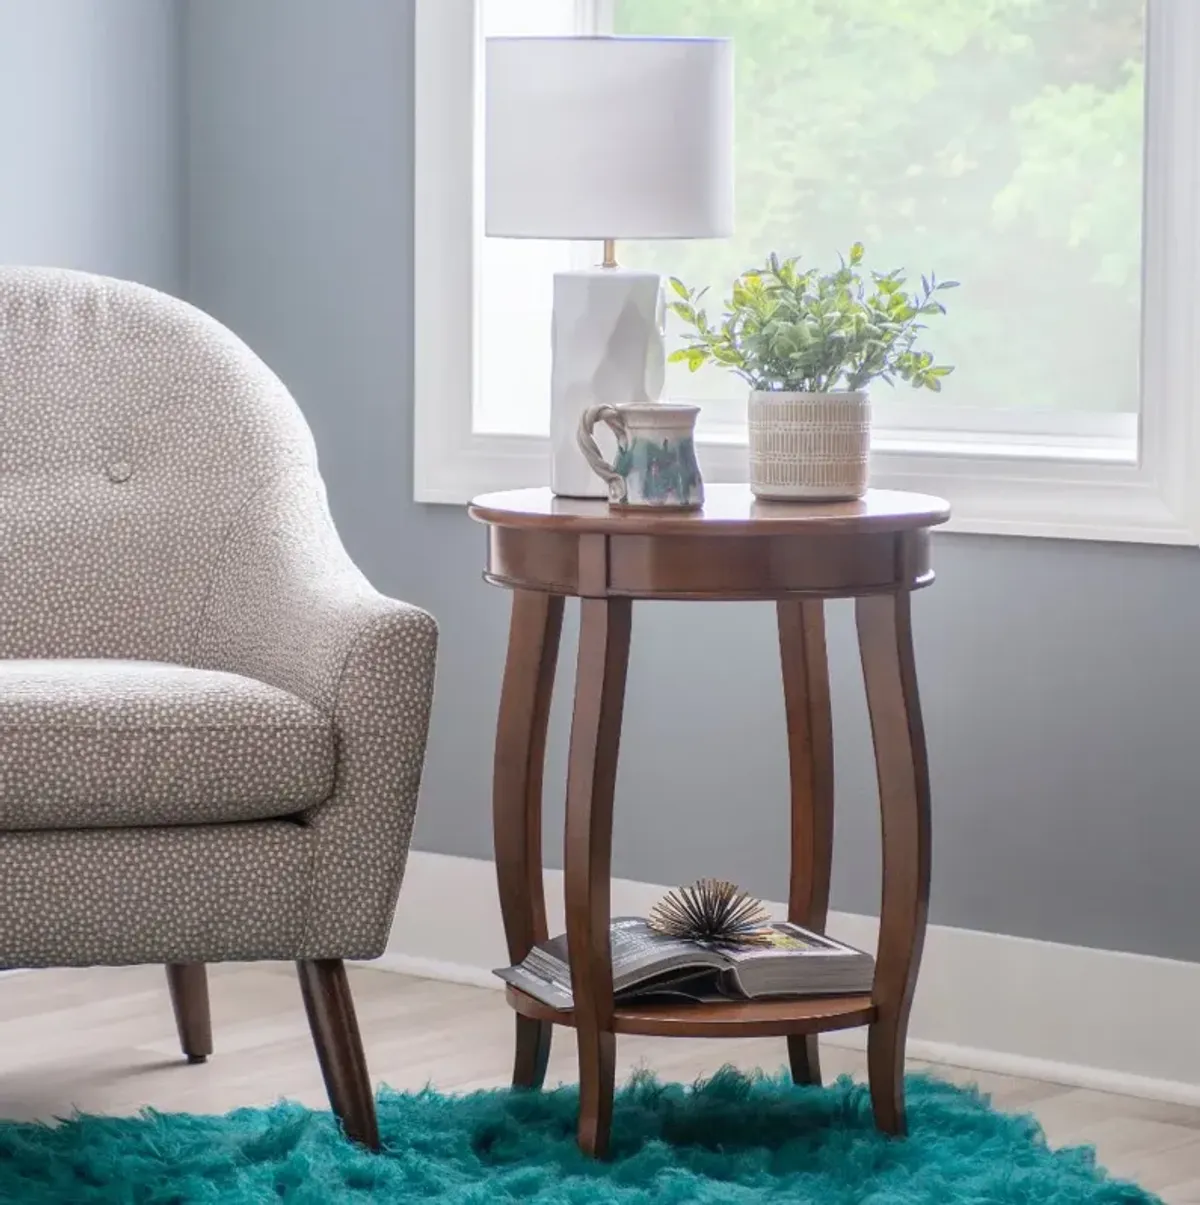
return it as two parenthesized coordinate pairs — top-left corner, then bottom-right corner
(415, 0), (1200, 543)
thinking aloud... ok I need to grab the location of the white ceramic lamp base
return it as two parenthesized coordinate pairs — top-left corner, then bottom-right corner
(550, 267), (665, 498)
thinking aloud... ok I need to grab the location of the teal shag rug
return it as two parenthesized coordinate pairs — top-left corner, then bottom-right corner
(0, 1069), (1157, 1203)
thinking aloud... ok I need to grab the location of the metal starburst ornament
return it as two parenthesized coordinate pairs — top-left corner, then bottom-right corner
(647, 878), (773, 947)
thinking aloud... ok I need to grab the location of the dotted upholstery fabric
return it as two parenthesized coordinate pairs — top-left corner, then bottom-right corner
(0, 823), (314, 968)
(0, 268), (438, 968)
(0, 660), (333, 831)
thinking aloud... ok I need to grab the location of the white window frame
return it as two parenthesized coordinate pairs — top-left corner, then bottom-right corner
(414, 0), (1200, 544)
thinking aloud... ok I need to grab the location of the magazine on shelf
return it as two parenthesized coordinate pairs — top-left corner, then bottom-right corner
(495, 917), (874, 1010)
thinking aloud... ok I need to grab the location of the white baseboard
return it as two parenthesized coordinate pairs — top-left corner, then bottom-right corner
(376, 851), (1200, 1106)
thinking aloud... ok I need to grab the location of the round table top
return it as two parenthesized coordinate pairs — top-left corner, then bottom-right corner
(469, 484), (950, 537)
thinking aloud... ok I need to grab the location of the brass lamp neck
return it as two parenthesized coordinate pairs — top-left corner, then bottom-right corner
(601, 238), (617, 269)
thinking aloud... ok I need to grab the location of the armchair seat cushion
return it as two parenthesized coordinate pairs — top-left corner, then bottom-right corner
(0, 661), (334, 831)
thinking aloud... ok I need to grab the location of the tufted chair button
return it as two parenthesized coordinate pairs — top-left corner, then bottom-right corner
(106, 460), (133, 484)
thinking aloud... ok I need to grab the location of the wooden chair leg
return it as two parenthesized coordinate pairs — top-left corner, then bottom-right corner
(166, 962), (212, 1064)
(297, 958), (380, 1151)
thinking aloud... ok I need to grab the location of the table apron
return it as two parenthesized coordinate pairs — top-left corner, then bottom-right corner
(484, 527), (933, 598)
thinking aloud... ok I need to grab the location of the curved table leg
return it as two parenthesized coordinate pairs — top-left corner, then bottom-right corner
(494, 589), (564, 1090)
(777, 599), (834, 1087)
(564, 596), (632, 1158)
(856, 591), (932, 1136)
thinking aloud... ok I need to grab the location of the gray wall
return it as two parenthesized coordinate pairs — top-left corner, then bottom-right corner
(183, 0), (1200, 964)
(10, 0), (1197, 964)
(0, 0), (184, 294)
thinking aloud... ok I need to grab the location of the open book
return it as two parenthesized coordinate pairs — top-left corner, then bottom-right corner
(495, 917), (874, 1010)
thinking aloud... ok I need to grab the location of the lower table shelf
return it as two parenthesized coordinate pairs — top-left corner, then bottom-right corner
(505, 985), (877, 1039)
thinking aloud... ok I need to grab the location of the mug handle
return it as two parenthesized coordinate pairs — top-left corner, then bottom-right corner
(577, 405), (629, 503)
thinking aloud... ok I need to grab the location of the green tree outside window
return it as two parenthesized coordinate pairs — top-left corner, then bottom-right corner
(614, 0), (1144, 413)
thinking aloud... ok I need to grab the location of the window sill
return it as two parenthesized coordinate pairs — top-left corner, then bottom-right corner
(412, 428), (1195, 546)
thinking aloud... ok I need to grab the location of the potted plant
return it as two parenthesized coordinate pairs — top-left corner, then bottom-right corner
(668, 243), (957, 500)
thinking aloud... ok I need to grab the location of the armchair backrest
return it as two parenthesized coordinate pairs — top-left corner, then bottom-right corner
(0, 267), (322, 662)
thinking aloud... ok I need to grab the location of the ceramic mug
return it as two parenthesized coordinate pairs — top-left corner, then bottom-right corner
(577, 402), (704, 509)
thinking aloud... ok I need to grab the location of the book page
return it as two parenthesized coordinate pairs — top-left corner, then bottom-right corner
(494, 964), (575, 1010)
(721, 922), (853, 964)
(608, 918), (725, 990)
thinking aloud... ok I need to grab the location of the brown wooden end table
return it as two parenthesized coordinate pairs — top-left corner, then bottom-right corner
(469, 483), (950, 1158)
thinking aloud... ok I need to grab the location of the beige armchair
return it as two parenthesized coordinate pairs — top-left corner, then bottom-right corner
(0, 267), (438, 1148)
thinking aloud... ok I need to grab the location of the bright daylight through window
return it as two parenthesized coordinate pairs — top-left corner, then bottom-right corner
(479, 0), (1144, 455)
(416, 0), (1200, 542)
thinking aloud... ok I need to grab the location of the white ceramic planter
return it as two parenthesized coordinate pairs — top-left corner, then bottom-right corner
(748, 390), (871, 501)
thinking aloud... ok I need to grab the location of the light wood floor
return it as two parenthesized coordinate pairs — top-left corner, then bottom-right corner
(2, 963), (1198, 1202)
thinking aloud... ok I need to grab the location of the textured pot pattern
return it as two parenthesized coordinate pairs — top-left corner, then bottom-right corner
(748, 390), (871, 501)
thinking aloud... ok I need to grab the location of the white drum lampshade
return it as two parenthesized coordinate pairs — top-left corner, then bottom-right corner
(485, 36), (734, 497)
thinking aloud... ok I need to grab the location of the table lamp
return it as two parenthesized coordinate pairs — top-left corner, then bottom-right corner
(485, 35), (734, 497)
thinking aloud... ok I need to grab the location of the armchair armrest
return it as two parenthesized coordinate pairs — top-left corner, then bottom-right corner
(196, 474), (438, 958)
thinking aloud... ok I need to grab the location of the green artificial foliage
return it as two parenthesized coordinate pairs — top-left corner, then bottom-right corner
(0, 1069), (1155, 1203)
(668, 245), (957, 394)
